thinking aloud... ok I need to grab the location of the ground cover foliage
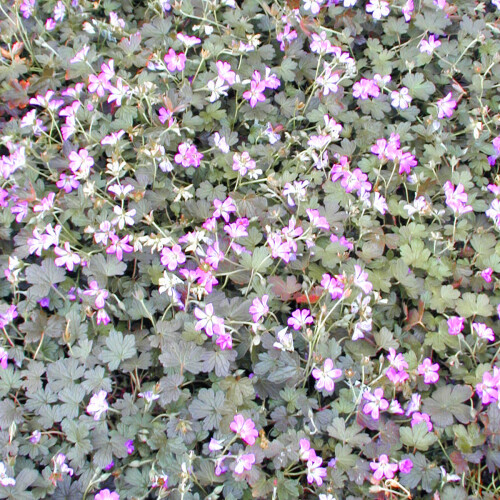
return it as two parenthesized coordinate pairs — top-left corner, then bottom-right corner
(0, 0), (499, 498)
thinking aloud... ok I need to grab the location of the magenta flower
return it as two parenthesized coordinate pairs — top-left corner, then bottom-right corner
(370, 454), (398, 481)
(87, 390), (109, 420)
(447, 316), (465, 335)
(174, 142), (203, 168)
(411, 412), (433, 431)
(481, 268), (493, 283)
(287, 309), (314, 330)
(312, 358), (342, 392)
(436, 92), (457, 119)
(363, 388), (389, 420)
(417, 358), (440, 384)
(230, 414), (259, 445)
(472, 322), (495, 342)
(397, 151), (417, 174)
(205, 243), (224, 269)
(94, 489), (119, 500)
(249, 295), (269, 323)
(224, 217), (249, 238)
(164, 48), (186, 72)
(399, 458), (413, 474)
(216, 331), (233, 350)
(56, 173), (79, 193)
(125, 440), (134, 454)
(234, 453), (255, 475)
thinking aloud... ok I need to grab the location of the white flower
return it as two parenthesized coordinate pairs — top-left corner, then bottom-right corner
(207, 78), (229, 103)
(303, 0), (323, 14)
(158, 271), (182, 296)
(366, 0), (390, 19)
(273, 327), (294, 352)
(86, 390), (108, 421)
(0, 462), (15, 487)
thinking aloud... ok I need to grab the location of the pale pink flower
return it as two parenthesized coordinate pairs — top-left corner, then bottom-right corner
(249, 295), (269, 323)
(472, 322), (495, 342)
(436, 92), (457, 119)
(233, 453), (255, 475)
(312, 358), (342, 392)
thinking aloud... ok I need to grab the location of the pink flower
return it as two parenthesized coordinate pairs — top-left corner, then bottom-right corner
(54, 242), (81, 271)
(419, 35), (441, 54)
(83, 281), (109, 309)
(476, 367), (500, 405)
(230, 414), (259, 445)
(69, 148), (94, 177)
(321, 273), (345, 300)
(306, 455), (327, 486)
(213, 197), (236, 222)
(312, 358), (342, 392)
(306, 209), (330, 230)
(95, 489), (120, 500)
(447, 316), (465, 335)
(160, 245), (186, 271)
(87, 390), (109, 420)
(353, 265), (373, 294)
(164, 48), (186, 72)
(353, 78), (380, 99)
(370, 455), (398, 481)
(444, 181), (472, 215)
(417, 358), (440, 384)
(224, 217), (249, 238)
(96, 309), (110, 325)
(242, 73), (266, 108)
(106, 234), (133, 261)
(402, 0), (414, 21)
(194, 303), (224, 337)
(249, 295), (269, 323)
(363, 388), (389, 420)
(299, 439), (315, 461)
(216, 61), (236, 85)
(436, 92), (457, 119)
(0, 347), (8, 369)
(472, 322), (495, 342)
(411, 412), (433, 431)
(287, 309), (314, 330)
(88, 73), (110, 97)
(234, 453), (255, 475)
(56, 173), (79, 193)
